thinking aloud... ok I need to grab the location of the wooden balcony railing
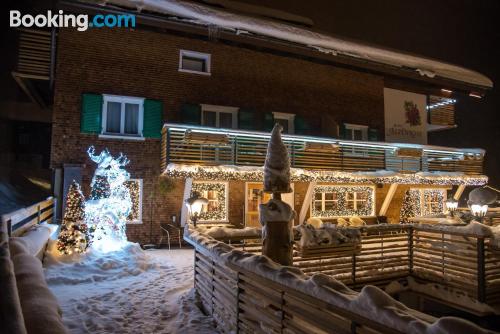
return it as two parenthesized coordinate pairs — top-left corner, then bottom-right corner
(162, 124), (485, 175)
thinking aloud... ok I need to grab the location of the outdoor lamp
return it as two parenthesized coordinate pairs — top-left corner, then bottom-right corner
(445, 199), (458, 216)
(185, 193), (208, 227)
(470, 204), (488, 222)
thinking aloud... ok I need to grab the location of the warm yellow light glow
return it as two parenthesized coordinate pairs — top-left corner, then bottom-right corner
(471, 204), (488, 218)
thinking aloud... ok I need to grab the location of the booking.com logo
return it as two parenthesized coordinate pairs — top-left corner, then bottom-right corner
(9, 10), (136, 31)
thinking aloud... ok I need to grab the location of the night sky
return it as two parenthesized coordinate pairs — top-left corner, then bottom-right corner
(242, 0), (500, 187)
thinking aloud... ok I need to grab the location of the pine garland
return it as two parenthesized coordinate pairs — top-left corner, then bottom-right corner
(191, 182), (227, 221)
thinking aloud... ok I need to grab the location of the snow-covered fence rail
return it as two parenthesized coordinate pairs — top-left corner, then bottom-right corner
(162, 124), (484, 175)
(1, 197), (56, 237)
(185, 226), (497, 334)
(208, 224), (500, 309)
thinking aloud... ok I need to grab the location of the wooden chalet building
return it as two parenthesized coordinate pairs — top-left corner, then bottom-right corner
(37, 0), (492, 244)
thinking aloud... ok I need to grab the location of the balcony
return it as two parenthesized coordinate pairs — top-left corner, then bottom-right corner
(161, 123), (485, 181)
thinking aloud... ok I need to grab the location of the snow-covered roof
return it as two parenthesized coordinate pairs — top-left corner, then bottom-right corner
(85, 0), (492, 89)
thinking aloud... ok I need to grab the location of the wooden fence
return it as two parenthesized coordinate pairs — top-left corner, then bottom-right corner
(218, 224), (500, 308)
(1, 197), (56, 237)
(189, 232), (426, 334)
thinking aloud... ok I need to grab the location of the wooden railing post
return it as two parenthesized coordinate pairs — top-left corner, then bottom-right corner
(477, 238), (486, 303)
(408, 227), (414, 274)
(166, 128), (171, 167)
(352, 253), (356, 284)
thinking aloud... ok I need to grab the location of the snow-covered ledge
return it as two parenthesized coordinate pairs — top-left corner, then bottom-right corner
(184, 226), (494, 333)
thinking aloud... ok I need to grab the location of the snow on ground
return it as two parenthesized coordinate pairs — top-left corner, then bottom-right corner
(43, 241), (219, 334)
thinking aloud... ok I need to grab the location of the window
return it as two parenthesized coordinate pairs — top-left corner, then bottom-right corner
(101, 95), (144, 138)
(343, 123), (369, 156)
(421, 189), (446, 216)
(311, 185), (375, 218)
(344, 123), (368, 141)
(124, 179), (142, 223)
(400, 188), (446, 222)
(201, 104), (238, 129)
(273, 112), (295, 134)
(191, 182), (228, 222)
(179, 50), (211, 75)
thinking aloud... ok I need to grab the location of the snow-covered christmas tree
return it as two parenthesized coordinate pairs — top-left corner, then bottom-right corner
(57, 180), (93, 254)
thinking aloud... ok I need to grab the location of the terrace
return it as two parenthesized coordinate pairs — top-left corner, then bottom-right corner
(161, 123), (485, 178)
(185, 223), (500, 333)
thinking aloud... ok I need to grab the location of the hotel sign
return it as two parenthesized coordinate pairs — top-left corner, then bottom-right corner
(384, 88), (427, 144)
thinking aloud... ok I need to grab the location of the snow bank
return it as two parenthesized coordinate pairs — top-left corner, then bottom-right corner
(91, 0), (492, 87)
(44, 240), (157, 285)
(44, 243), (218, 333)
(185, 226), (496, 334)
(295, 223), (360, 247)
(196, 225), (261, 239)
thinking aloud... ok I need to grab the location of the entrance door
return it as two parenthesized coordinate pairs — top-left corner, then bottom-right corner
(245, 182), (294, 227)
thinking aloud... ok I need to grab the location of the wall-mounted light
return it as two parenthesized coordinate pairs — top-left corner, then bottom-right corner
(446, 199), (458, 216)
(185, 192), (208, 227)
(470, 204), (488, 222)
(441, 88), (453, 94)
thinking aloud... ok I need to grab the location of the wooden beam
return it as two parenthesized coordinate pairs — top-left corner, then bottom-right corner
(180, 178), (193, 226)
(298, 182), (316, 224)
(379, 184), (398, 216)
(453, 185), (466, 201)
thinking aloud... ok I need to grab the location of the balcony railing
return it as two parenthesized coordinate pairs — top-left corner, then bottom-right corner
(162, 123), (484, 175)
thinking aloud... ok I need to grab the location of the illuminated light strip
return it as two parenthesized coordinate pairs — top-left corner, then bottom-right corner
(426, 99), (456, 110)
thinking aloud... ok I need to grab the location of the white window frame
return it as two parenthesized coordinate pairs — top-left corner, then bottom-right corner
(311, 185), (375, 218)
(344, 123), (368, 141)
(126, 179), (143, 224)
(179, 50), (211, 75)
(413, 188), (447, 216)
(201, 104), (238, 129)
(273, 112), (296, 134)
(100, 94), (145, 140)
(193, 181), (229, 223)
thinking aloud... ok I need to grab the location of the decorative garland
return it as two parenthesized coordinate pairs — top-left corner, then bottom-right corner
(400, 189), (445, 222)
(400, 189), (422, 223)
(422, 189), (445, 216)
(191, 182), (227, 221)
(311, 185), (374, 218)
(163, 163), (487, 186)
(124, 180), (141, 222)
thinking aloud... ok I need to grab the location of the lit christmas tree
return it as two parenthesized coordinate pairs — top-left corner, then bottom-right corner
(89, 175), (111, 200)
(400, 189), (421, 223)
(57, 181), (93, 254)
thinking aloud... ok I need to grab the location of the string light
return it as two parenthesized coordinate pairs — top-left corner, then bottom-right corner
(312, 185), (374, 217)
(163, 163), (487, 186)
(191, 182), (227, 221)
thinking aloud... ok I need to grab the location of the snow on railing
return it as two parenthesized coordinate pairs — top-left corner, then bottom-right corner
(184, 225), (496, 333)
(1, 197), (56, 237)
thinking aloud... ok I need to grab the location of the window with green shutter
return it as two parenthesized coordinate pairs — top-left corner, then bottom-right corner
(294, 115), (312, 135)
(238, 109), (256, 130)
(368, 128), (379, 141)
(81, 93), (103, 134)
(180, 103), (202, 125)
(143, 99), (163, 139)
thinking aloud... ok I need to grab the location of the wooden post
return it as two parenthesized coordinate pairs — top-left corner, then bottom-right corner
(262, 219), (293, 266)
(477, 238), (486, 303)
(408, 228), (414, 274)
(379, 184), (397, 217)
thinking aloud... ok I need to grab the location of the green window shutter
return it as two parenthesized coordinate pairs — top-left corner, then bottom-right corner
(294, 115), (312, 135)
(368, 128), (379, 141)
(81, 93), (103, 134)
(263, 112), (274, 132)
(180, 103), (201, 125)
(143, 99), (163, 138)
(339, 122), (347, 139)
(238, 109), (256, 130)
